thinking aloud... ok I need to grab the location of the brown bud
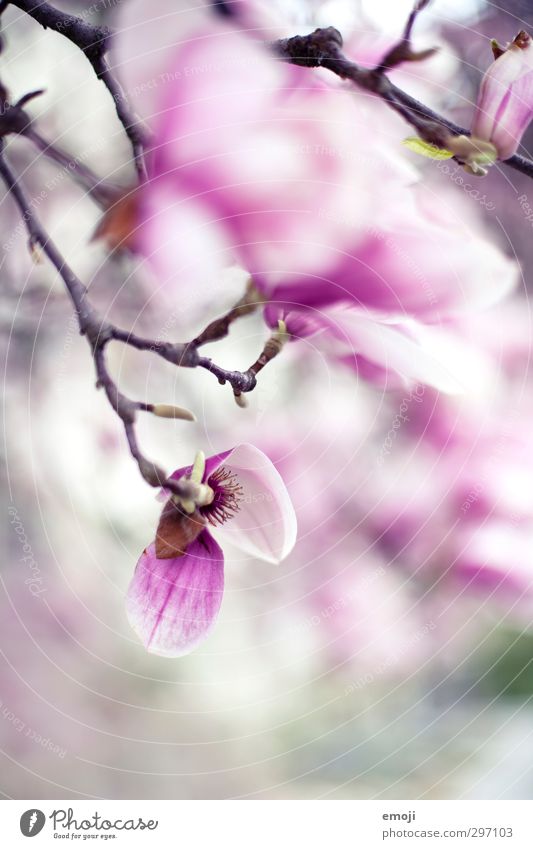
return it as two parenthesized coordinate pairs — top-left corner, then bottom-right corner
(490, 38), (506, 60)
(93, 190), (138, 249)
(513, 31), (531, 51)
(155, 500), (206, 559)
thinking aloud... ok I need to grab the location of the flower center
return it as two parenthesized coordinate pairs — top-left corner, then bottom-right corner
(202, 466), (243, 526)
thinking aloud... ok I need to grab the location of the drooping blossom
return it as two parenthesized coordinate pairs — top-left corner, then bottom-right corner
(131, 25), (515, 320)
(110, 8), (518, 391)
(258, 186), (517, 318)
(265, 301), (496, 394)
(126, 444), (297, 656)
(110, 14), (415, 314)
(471, 30), (533, 161)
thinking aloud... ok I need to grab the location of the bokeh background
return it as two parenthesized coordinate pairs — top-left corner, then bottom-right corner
(2, 0), (533, 799)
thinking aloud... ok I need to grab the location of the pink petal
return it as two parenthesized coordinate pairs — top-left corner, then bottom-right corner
(111, 0), (208, 124)
(155, 28), (287, 160)
(167, 448), (233, 487)
(136, 179), (232, 324)
(456, 523), (533, 595)
(126, 532), (224, 657)
(261, 190), (518, 318)
(148, 27), (412, 295)
(204, 449), (233, 481)
(214, 443), (297, 563)
(317, 308), (494, 394)
(491, 71), (533, 159)
(472, 39), (533, 159)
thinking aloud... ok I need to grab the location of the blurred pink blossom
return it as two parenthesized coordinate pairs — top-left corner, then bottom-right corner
(110, 17), (518, 392)
(261, 186), (517, 316)
(265, 303), (496, 393)
(364, 375), (533, 602)
(133, 27), (413, 304)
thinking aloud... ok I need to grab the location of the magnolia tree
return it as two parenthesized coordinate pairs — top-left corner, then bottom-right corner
(2, 0), (533, 657)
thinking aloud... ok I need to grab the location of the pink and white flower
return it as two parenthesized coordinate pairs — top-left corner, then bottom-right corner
(265, 303), (496, 394)
(472, 30), (533, 161)
(259, 186), (517, 318)
(126, 443), (297, 656)
(111, 15), (415, 320)
(110, 8), (518, 392)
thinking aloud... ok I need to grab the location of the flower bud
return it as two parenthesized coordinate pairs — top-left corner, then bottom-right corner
(151, 403), (196, 422)
(444, 134), (497, 176)
(472, 30), (533, 161)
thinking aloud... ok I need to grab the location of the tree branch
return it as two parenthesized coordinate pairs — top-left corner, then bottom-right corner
(197, 357), (257, 395)
(22, 127), (117, 207)
(7, 0), (147, 179)
(0, 141), (194, 495)
(0, 145), (279, 488)
(271, 27), (533, 180)
(10, 2), (533, 183)
(197, 320), (288, 406)
(7, 0), (110, 61)
(91, 53), (147, 181)
(192, 278), (263, 347)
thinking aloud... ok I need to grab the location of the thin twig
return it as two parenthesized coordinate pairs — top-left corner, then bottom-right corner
(7, 0), (146, 178)
(0, 145), (278, 487)
(0, 88), (118, 204)
(92, 54), (147, 181)
(375, 0), (434, 73)
(0, 142), (188, 493)
(192, 279), (263, 347)
(197, 322), (288, 405)
(23, 127), (117, 206)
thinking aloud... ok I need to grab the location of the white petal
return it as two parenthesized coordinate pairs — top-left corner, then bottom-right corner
(214, 443), (297, 564)
(325, 309), (494, 394)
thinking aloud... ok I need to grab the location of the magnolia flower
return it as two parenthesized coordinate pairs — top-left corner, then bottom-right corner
(109, 6), (518, 393)
(261, 181), (516, 394)
(110, 15), (414, 321)
(126, 444), (297, 656)
(258, 188), (517, 318)
(264, 303), (495, 394)
(471, 30), (533, 161)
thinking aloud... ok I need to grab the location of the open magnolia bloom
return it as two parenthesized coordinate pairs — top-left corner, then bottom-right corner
(126, 444), (297, 657)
